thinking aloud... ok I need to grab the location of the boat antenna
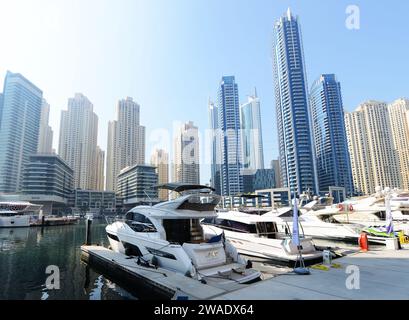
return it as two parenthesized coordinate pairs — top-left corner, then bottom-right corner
(144, 188), (153, 207)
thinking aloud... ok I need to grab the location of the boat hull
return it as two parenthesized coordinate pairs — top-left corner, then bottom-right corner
(0, 216), (31, 228)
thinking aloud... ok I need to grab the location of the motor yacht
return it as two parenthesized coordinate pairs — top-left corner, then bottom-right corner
(201, 210), (322, 265)
(105, 183), (261, 285)
(309, 191), (409, 236)
(263, 207), (366, 243)
(0, 202), (42, 228)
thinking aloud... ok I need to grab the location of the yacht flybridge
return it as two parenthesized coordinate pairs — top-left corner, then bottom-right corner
(201, 210), (322, 265)
(105, 183), (261, 285)
(0, 202), (42, 228)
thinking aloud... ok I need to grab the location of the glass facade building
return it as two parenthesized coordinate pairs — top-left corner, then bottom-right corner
(310, 74), (353, 195)
(116, 164), (158, 206)
(216, 76), (243, 196)
(272, 9), (318, 196)
(73, 190), (116, 214)
(240, 90), (264, 173)
(0, 71), (43, 192)
(22, 154), (74, 201)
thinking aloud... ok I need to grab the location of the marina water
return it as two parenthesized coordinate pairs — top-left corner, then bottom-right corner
(0, 220), (137, 300)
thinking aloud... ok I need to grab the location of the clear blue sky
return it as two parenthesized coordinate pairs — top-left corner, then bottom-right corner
(1, 0), (408, 184)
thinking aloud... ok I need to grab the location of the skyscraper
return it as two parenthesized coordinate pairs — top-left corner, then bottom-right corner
(0, 93), (3, 126)
(310, 74), (353, 195)
(0, 71), (43, 192)
(151, 149), (169, 201)
(208, 99), (221, 194)
(345, 101), (401, 195)
(95, 146), (105, 191)
(106, 97), (145, 191)
(37, 99), (54, 154)
(58, 93), (100, 190)
(388, 98), (409, 190)
(240, 88), (264, 172)
(272, 9), (318, 196)
(216, 76), (243, 196)
(173, 121), (200, 184)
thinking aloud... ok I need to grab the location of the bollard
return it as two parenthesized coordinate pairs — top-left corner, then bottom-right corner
(85, 218), (92, 245)
(359, 232), (369, 252)
(41, 215), (45, 226)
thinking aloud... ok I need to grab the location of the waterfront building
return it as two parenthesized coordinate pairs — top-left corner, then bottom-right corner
(240, 88), (264, 173)
(310, 74), (353, 195)
(58, 93), (100, 190)
(271, 159), (282, 188)
(0, 93), (3, 125)
(388, 98), (409, 190)
(0, 71), (43, 192)
(21, 154), (74, 214)
(345, 101), (401, 195)
(272, 9), (318, 195)
(216, 76), (243, 196)
(243, 169), (276, 193)
(116, 164), (158, 207)
(73, 189), (116, 215)
(173, 121), (200, 185)
(150, 149), (169, 201)
(37, 99), (54, 154)
(106, 97), (145, 191)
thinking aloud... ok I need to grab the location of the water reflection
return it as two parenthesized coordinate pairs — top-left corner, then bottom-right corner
(0, 220), (137, 300)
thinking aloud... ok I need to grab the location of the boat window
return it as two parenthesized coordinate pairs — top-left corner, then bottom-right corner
(279, 210), (294, 218)
(0, 212), (24, 217)
(372, 211), (386, 221)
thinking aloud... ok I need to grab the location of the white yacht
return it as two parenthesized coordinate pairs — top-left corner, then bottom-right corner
(201, 210), (322, 265)
(106, 184), (261, 285)
(308, 191), (409, 236)
(0, 202), (42, 228)
(263, 207), (365, 243)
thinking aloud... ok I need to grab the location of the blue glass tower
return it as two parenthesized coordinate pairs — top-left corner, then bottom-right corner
(0, 71), (43, 192)
(310, 74), (353, 195)
(216, 76), (243, 196)
(272, 9), (318, 196)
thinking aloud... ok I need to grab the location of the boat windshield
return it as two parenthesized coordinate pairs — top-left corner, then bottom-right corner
(319, 214), (342, 224)
(124, 211), (157, 233)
